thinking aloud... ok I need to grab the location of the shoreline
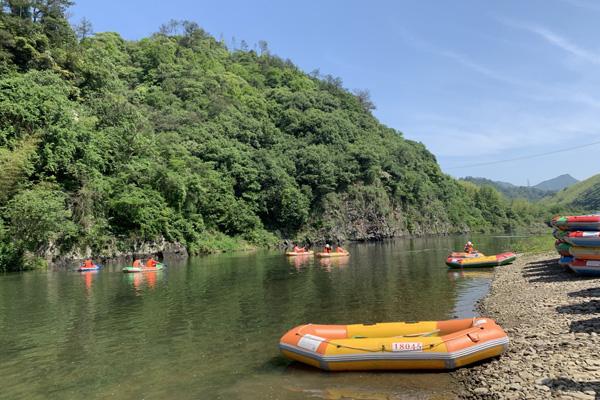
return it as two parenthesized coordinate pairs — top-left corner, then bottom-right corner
(51, 231), (543, 270)
(454, 252), (600, 399)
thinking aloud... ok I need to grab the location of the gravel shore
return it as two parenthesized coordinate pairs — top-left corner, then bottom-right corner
(455, 252), (600, 400)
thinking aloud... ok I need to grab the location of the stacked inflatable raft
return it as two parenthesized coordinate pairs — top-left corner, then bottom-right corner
(551, 215), (600, 276)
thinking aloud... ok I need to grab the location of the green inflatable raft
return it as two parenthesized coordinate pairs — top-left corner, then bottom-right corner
(122, 263), (165, 273)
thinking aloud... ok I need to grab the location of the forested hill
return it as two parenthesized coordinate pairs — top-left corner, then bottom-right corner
(533, 174), (578, 192)
(461, 177), (552, 201)
(0, 3), (547, 270)
(543, 173), (600, 211)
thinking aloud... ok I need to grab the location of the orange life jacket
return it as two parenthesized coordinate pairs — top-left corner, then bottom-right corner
(146, 259), (157, 268)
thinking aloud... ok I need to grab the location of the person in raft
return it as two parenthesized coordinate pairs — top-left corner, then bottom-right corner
(146, 257), (158, 268)
(324, 244), (332, 253)
(81, 259), (94, 269)
(336, 246), (347, 254)
(293, 244), (306, 253)
(132, 259), (142, 268)
(464, 241), (474, 254)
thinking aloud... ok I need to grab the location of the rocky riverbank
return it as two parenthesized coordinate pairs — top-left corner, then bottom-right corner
(455, 252), (600, 399)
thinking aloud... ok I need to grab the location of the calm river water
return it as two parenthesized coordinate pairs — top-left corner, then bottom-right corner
(0, 235), (527, 400)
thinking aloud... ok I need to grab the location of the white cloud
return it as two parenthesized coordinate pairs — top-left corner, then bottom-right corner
(394, 23), (600, 172)
(527, 26), (600, 64)
(558, 0), (600, 12)
(500, 18), (600, 65)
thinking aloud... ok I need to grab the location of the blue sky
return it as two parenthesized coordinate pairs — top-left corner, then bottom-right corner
(71, 0), (600, 186)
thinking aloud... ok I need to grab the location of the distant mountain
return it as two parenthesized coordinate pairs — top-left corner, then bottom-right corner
(461, 177), (552, 201)
(545, 174), (600, 211)
(534, 174), (578, 191)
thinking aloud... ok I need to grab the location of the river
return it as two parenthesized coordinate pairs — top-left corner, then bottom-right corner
(0, 235), (528, 399)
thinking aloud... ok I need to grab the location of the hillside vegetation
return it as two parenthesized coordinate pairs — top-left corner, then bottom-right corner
(0, 2), (550, 271)
(461, 177), (552, 202)
(544, 173), (600, 211)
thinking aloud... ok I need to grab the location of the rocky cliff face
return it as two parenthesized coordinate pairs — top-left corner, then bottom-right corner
(299, 185), (468, 243)
(48, 237), (188, 270)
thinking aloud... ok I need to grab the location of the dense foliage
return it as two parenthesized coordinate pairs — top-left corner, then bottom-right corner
(0, 2), (550, 271)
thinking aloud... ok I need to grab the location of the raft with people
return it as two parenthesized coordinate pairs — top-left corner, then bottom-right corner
(315, 244), (349, 258)
(286, 245), (314, 256)
(446, 252), (517, 269)
(122, 258), (164, 273)
(77, 259), (100, 272)
(446, 241), (516, 268)
(122, 264), (164, 273)
(279, 317), (509, 371)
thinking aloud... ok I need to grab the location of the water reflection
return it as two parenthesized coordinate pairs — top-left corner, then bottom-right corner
(124, 270), (164, 292)
(447, 269), (494, 281)
(79, 270), (97, 294)
(318, 256), (350, 270)
(287, 254), (313, 270)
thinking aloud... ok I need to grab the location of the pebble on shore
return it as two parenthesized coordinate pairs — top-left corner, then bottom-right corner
(454, 252), (600, 400)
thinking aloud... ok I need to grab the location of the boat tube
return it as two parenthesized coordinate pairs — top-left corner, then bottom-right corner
(553, 230), (569, 240)
(77, 265), (100, 272)
(569, 259), (600, 276)
(555, 241), (572, 256)
(446, 252), (516, 268)
(316, 252), (350, 258)
(568, 246), (600, 260)
(449, 252), (485, 258)
(279, 318), (508, 371)
(562, 231), (600, 247)
(558, 256), (574, 267)
(122, 263), (165, 273)
(553, 215), (600, 231)
(285, 250), (315, 256)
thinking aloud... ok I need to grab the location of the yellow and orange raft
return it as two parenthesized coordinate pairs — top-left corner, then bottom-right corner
(279, 318), (508, 370)
(315, 251), (350, 258)
(285, 250), (314, 256)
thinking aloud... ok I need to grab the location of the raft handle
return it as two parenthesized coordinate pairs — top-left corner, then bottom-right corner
(467, 332), (480, 342)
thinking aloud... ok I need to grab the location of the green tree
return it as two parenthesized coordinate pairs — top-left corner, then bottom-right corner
(5, 183), (76, 255)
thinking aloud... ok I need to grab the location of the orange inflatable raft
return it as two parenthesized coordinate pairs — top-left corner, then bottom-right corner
(285, 250), (314, 256)
(449, 251), (484, 258)
(315, 251), (350, 258)
(279, 318), (508, 370)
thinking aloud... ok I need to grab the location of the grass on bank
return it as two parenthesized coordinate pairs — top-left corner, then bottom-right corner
(511, 235), (555, 254)
(188, 230), (279, 254)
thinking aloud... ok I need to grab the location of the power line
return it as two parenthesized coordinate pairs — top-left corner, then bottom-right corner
(445, 139), (600, 170)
